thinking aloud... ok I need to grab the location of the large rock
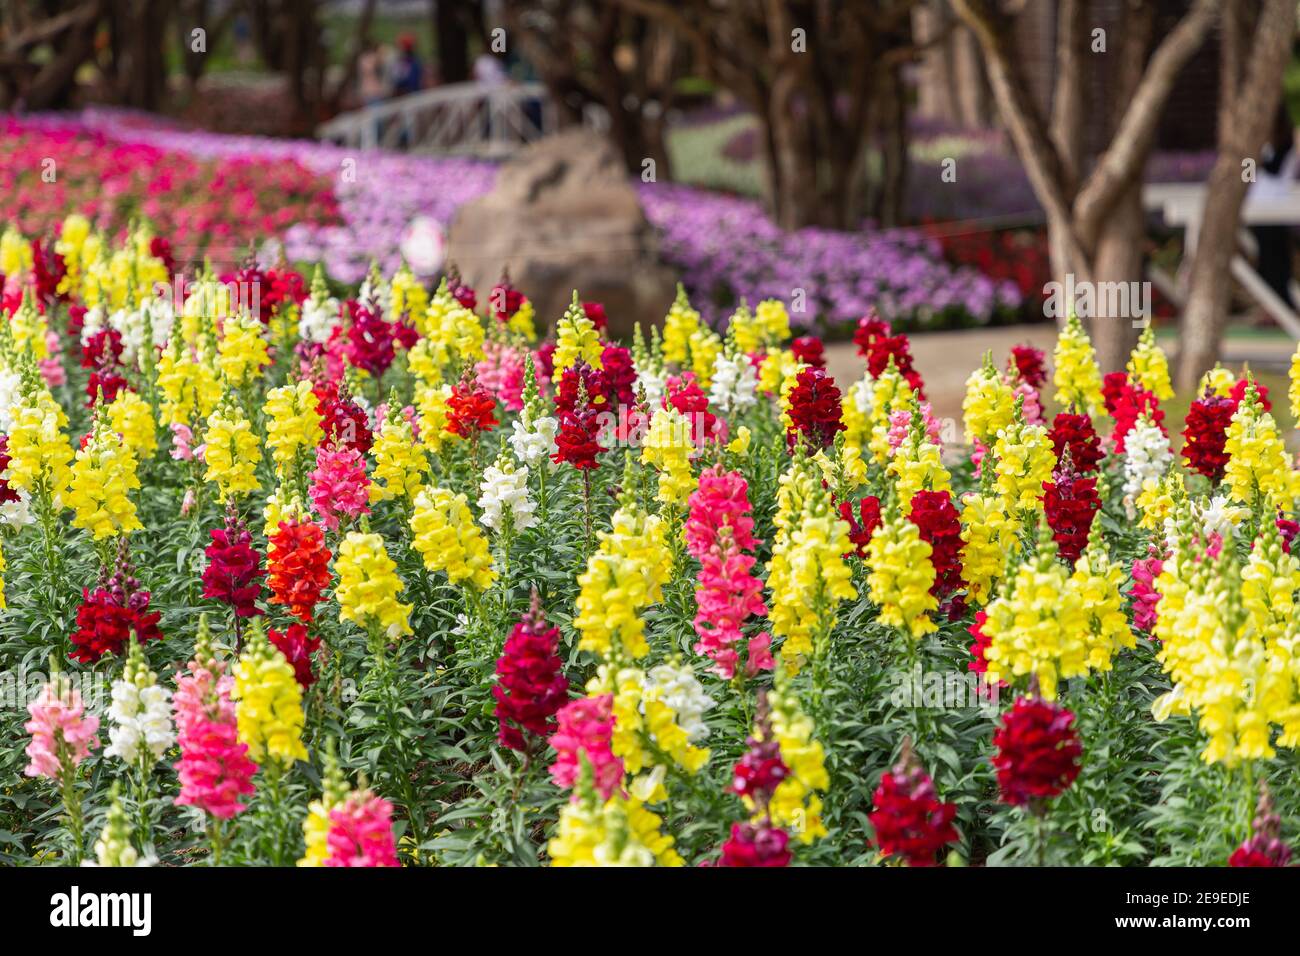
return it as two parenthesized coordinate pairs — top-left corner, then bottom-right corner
(446, 129), (677, 340)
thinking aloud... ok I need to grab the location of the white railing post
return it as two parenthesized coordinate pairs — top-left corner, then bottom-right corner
(317, 81), (559, 157)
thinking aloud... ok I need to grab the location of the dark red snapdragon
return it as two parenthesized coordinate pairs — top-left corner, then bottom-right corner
(785, 366), (844, 451)
(868, 741), (959, 866)
(493, 594), (569, 752)
(991, 696), (1082, 807)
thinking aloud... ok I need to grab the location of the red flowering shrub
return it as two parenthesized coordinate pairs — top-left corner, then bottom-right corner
(315, 381), (373, 454)
(791, 335), (826, 369)
(1008, 344), (1047, 389)
(69, 548), (163, 663)
(552, 393), (605, 471)
(1229, 784), (1292, 867)
(854, 313), (925, 397)
(583, 301), (609, 334)
(1229, 377), (1271, 413)
(446, 376), (498, 438)
(489, 275), (526, 324)
(0, 118), (341, 255)
(0, 436), (20, 507)
(69, 586), (164, 663)
(1104, 372), (1163, 453)
(202, 512), (265, 618)
(1042, 461), (1100, 563)
(339, 302), (399, 378)
(446, 264), (477, 311)
(966, 610), (1005, 693)
(598, 345), (638, 407)
(728, 732), (788, 804)
(666, 373), (721, 444)
(718, 822), (792, 867)
(909, 490), (965, 604)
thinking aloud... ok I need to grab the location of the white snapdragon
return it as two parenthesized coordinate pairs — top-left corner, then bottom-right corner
(509, 415), (559, 472)
(1198, 494), (1247, 542)
(635, 360), (666, 409)
(104, 678), (175, 766)
(848, 376), (874, 418)
(0, 367), (22, 432)
(0, 489), (34, 529)
(77, 304), (107, 343)
(358, 272), (392, 317)
(643, 662), (715, 743)
(1122, 415), (1173, 516)
(478, 459), (536, 533)
(708, 351), (758, 414)
(298, 294), (340, 344)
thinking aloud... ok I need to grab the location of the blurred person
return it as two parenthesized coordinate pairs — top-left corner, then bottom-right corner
(391, 34), (424, 97)
(358, 40), (390, 106)
(473, 51), (508, 87)
(1250, 104), (1300, 309)
(233, 13), (254, 66)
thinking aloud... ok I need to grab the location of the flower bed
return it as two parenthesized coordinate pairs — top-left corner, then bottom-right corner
(15, 110), (1021, 331)
(0, 220), (1297, 867)
(1, 116), (342, 259)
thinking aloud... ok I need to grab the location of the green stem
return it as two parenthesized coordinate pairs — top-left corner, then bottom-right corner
(208, 817), (224, 866)
(61, 766), (84, 865)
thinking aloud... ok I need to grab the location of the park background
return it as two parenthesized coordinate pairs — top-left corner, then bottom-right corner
(4, 0), (1300, 430)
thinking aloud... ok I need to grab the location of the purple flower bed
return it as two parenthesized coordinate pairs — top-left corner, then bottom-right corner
(638, 182), (1020, 328)
(60, 108), (1022, 329)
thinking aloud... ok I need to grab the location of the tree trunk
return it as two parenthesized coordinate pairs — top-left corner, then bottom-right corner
(435, 0), (471, 84)
(1176, 154), (1250, 388)
(1085, 180), (1144, 370)
(876, 66), (906, 228)
(1175, 0), (1295, 391)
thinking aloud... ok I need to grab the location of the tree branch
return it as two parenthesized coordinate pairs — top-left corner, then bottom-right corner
(951, 0), (1089, 270)
(1072, 0), (1216, 249)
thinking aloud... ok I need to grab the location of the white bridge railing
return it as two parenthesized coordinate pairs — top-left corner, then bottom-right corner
(316, 81), (564, 157)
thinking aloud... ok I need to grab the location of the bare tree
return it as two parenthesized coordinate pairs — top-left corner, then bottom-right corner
(1175, 0), (1296, 390)
(0, 0), (105, 110)
(503, 1), (681, 181)
(953, 0), (1217, 372)
(913, 0), (993, 129)
(246, 0), (378, 130)
(178, 0), (243, 93)
(605, 0), (926, 231)
(104, 0), (171, 111)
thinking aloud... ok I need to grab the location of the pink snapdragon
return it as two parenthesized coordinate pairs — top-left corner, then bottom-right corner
(886, 402), (943, 454)
(1130, 547), (1164, 636)
(40, 329), (66, 387)
(1013, 381), (1043, 425)
(309, 442), (371, 531)
(24, 675), (100, 780)
(547, 694), (623, 799)
(475, 341), (530, 412)
(172, 658), (257, 820)
(170, 422), (199, 461)
(325, 791), (401, 867)
(685, 467), (773, 679)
